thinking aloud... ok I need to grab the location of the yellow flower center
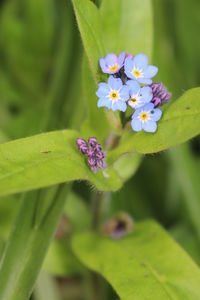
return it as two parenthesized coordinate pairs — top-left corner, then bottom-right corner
(139, 112), (149, 121)
(132, 69), (141, 78)
(109, 64), (119, 72)
(110, 90), (119, 101)
(130, 97), (137, 104)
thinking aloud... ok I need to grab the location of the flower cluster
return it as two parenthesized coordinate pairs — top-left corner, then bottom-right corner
(76, 137), (106, 173)
(96, 52), (171, 133)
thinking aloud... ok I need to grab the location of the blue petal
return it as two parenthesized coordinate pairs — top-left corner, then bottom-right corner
(133, 54), (148, 70)
(142, 103), (154, 111)
(131, 119), (142, 132)
(126, 80), (140, 96)
(138, 78), (152, 85)
(143, 120), (157, 133)
(143, 65), (158, 78)
(140, 86), (153, 102)
(131, 107), (142, 119)
(118, 52), (125, 66)
(120, 86), (130, 101)
(124, 57), (134, 72)
(112, 101), (127, 112)
(104, 53), (117, 65)
(150, 108), (162, 121)
(96, 82), (110, 97)
(118, 101), (127, 112)
(99, 58), (109, 73)
(97, 98), (109, 108)
(108, 76), (122, 90)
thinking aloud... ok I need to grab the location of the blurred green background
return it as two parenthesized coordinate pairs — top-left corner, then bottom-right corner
(0, 0), (199, 299)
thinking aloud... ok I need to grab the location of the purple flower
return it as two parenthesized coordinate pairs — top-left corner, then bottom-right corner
(99, 52), (125, 74)
(76, 137), (106, 173)
(126, 80), (153, 109)
(124, 53), (158, 84)
(150, 82), (172, 107)
(131, 103), (162, 133)
(96, 76), (129, 112)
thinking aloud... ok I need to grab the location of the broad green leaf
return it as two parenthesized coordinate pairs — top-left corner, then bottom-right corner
(100, 0), (153, 58)
(72, 220), (200, 300)
(108, 88), (200, 162)
(72, 0), (105, 81)
(0, 130), (122, 197)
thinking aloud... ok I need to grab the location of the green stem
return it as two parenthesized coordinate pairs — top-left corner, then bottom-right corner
(91, 192), (104, 230)
(0, 184), (69, 300)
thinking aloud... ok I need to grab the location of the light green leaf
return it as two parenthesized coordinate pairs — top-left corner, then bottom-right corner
(100, 0), (153, 57)
(72, 220), (200, 300)
(108, 87), (200, 162)
(0, 130), (122, 197)
(72, 0), (105, 81)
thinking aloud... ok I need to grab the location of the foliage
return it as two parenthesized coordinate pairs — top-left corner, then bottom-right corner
(0, 0), (199, 300)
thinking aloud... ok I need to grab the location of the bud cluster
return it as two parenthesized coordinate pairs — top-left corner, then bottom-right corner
(76, 137), (106, 173)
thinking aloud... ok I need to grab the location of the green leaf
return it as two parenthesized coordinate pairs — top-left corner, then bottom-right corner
(72, 220), (200, 300)
(100, 0), (153, 57)
(0, 130), (122, 197)
(72, 0), (105, 81)
(108, 87), (200, 162)
(0, 185), (68, 300)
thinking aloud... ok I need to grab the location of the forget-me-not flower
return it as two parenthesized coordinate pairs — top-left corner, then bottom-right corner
(96, 76), (129, 112)
(124, 53), (158, 84)
(99, 52), (125, 74)
(126, 80), (153, 109)
(131, 103), (162, 133)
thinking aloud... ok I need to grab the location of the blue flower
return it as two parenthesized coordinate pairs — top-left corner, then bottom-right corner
(99, 52), (125, 74)
(124, 53), (158, 84)
(126, 80), (153, 109)
(131, 103), (162, 133)
(96, 76), (129, 112)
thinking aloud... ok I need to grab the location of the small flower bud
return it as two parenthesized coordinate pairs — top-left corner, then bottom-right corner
(101, 212), (134, 239)
(88, 137), (97, 148)
(150, 82), (171, 107)
(96, 151), (104, 160)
